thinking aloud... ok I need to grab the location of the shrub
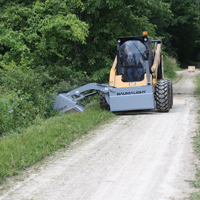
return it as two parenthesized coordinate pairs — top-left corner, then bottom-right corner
(0, 92), (35, 134)
(0, 61), (57, 135)
(164, 56), (179, 79)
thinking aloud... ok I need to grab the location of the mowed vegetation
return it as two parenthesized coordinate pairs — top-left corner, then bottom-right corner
(0, 0), (199, 182)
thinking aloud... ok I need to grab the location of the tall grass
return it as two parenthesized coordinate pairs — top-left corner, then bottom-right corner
(0, 100), (115, 183)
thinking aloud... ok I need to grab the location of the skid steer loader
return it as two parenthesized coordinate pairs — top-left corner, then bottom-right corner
(53, 31), (173, 113)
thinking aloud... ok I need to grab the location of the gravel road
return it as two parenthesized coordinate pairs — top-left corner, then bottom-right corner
(0, 70), (199, 200)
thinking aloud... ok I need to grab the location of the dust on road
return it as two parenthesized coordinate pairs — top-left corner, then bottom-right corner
(0, 70), (199, 200)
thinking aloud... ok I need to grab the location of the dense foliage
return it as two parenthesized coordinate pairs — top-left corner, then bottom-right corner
(163, 0), (200, 62)
(0, 0), (199, 135)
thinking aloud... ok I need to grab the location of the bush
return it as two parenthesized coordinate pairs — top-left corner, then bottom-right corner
(164, 56), (179, 79)
(0, 61), (57, 135)
(0, 92), (35, 134)
(0, 59), (100, 136)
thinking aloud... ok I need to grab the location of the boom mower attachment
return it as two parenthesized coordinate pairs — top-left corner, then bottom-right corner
(53, 83), (110, 112)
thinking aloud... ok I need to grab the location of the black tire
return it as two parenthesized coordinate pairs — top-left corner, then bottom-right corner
(99, 91), (110, 110)
(155, 79), (170, 112)
(167, 79), (173, 109)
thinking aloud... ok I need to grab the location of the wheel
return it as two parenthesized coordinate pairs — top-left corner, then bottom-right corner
(167, 79), (173, 109)
(99, 91), (110, 110)
(155, 79), (170, 112)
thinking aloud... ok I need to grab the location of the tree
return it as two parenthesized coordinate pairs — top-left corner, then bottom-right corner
(163, 0), (200, 63)
(0, 0), (89, 82)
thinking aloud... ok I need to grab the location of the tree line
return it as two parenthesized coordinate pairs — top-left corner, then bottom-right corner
(0, 0), (199, 81)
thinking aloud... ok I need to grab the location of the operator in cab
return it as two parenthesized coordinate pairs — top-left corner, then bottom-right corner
(120, 41), (146, 81)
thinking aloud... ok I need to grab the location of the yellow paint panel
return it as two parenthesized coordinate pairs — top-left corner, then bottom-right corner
(109, 56), (117, 86)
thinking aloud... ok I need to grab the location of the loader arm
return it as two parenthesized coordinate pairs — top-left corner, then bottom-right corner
(151, 40), (163, 87)
(53, 83), (111, 112)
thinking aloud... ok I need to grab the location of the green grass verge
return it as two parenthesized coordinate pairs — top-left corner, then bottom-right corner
(0, 100), (115, 183)
(189, 74), (200, 199)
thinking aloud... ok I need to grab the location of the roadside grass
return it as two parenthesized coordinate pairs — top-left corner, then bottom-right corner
(163, 56), (182, 86)
(164, 56), (181, 81)
(189, 73), (200, 199)
(0, 100), (115, 184)
(174, 66), (183, 71)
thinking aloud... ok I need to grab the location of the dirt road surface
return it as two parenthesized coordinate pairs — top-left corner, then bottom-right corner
(0, 70), (200, 200)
